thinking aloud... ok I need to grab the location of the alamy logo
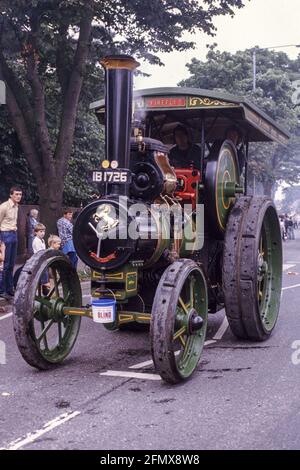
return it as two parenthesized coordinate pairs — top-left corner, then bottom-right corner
(0, 340), (6, 365)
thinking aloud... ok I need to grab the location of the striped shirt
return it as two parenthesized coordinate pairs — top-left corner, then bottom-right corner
(57, 217), (73, 248)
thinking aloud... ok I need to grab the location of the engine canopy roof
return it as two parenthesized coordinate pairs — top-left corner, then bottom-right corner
(90, 87), (290, 146)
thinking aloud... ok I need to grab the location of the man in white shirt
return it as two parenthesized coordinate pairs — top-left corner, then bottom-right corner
(0, 186), (22, 299)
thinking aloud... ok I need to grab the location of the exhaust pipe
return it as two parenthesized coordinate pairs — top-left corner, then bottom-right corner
(100, 55), (139, 170)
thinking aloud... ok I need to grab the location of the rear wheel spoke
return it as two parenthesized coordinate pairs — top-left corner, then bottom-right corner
(178, 335), (186, 348)
(178, 296), (188, 315)
(173, 326), (186, 342)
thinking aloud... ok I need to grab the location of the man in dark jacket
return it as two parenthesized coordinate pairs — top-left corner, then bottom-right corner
(169, 125), (201, 169)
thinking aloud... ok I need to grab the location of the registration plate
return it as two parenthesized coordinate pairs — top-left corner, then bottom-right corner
(92, 169), (131, 184)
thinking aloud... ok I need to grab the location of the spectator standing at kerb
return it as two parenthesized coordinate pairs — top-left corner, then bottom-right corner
(279, 217), (286, 242)
(32, 223), (50, 294)
(32, 223), (47, 254)
(284, 215), (290, 239)
(26, 208), (39, 256)
(0, 187), (22, 300)
(48, 234), (61, 250)
(288, 217), (295, 240)
(57, 209), (78, 269)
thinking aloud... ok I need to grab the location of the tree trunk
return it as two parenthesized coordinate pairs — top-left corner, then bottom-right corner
(38, 179), (64, 236)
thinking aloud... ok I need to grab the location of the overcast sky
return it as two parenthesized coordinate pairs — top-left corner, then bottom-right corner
(134, 0), (300, 90)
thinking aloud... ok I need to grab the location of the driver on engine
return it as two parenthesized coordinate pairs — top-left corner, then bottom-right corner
(169, 125), (201, 169)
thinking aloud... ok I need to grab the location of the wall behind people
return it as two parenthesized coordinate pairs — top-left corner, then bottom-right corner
(17, 205), (39, 261)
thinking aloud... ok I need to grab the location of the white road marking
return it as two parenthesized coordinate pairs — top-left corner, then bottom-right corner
(129, 340), (216, 370)
(1, 411), (80, 450)
(205, 339), (217, 346)
(129, 359), (153, 370)
(0, 312), (12, 321)
(100, 370), (161, 381)
(213, 315), (229, 340)
(282, 283), (300, 291)
(283, 264), (296, 271)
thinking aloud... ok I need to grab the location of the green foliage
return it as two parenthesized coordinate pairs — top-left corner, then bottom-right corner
(180, 46), (300, 192)
(0, 107), (38, 203)
(0, 0), (248, 210)
(280, 186), (300, 214)
(63, 107), (105, 207)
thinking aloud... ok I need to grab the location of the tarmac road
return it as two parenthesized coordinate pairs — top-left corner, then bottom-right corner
(1, 236), (300, 451)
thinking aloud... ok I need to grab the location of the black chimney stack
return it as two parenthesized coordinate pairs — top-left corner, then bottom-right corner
(100, 55), (139, 169)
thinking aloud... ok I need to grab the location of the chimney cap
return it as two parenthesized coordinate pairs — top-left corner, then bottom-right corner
(100, 55), (140, 71)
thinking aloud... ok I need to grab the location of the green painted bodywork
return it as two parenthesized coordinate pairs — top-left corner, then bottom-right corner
(91, 264), (139, 300)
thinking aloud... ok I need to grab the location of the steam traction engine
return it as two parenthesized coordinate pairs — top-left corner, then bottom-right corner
(13, 56), (285, 384)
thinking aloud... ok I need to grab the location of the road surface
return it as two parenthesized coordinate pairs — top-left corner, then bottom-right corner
(1, 237), (300, 450)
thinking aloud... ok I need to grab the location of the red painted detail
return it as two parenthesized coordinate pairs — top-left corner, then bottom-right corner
(174, 168), (201, 210)
(146, 97), (186, 108)
(89, 251), (117, 263)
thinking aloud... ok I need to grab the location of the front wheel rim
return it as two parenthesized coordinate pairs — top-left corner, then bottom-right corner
(173, 271), (207, 378)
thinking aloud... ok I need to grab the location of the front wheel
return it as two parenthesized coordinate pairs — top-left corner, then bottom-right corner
(150, 259), (208, 384)
(13, 250), (82, 369)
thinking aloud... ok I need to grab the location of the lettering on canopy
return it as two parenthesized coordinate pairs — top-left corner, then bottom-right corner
(146, 96), (187, 108)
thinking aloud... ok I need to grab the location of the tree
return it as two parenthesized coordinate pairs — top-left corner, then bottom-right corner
(0, 67), (103, 208)
(0, 107), (38, 203)
(0, 0), (247, 232)
(280, 186), (300, 214)
(180, 46), (300, 195)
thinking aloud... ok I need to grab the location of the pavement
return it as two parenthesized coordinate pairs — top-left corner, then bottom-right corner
(1, 236), (300, 450)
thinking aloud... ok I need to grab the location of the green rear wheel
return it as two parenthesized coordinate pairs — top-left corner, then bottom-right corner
(223, 196), (282, 340)
(205, 140), (241, 238)
(150, 259), (208, 384)
(13, 250), (82, 369)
